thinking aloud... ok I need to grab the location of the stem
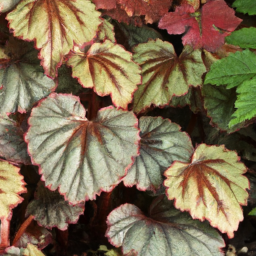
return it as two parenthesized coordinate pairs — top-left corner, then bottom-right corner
(12, 215), (34, 246)
(0, 213), (12, 253)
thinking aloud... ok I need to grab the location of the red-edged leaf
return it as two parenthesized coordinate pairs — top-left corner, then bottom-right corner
(6, 0), (102, 78)
(26, 181), (84, 230)
(103, 4), (144, 27)
(92, 0), (116, 10)
(117, 0), (173, 24)
(67, 40), (141, 109)
(159, 0), (242, 52)
(25, 93), (140, 204)
(96, 19), (116, 43)
(123, 116), (193, 191)
(132, 39), (206, 113)
(0, 115), (30, 164)
(164, 144), (249, 238)
(0, 160), (26, 218)
(106, 195), (224, 256)
(0, 38), (55, 115)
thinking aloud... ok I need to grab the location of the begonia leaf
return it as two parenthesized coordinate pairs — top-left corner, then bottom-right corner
(97, 19), (116, 43)
(114, 22), (162, 50)
(67, 40), (141, 109)
(23, 244), (45, 256)
(106, 195), (224, 256)
(0, 0), (20, 13)
(0, 160), (26, 218)
(132, 39), (206, 113)
(164, 144), (249, 238)
(158, 0), (242, 52)
(0, 115), (30, 164)
(26, 181), (84, 230)
(25, 93), (140, 203)
(202, 84), (237, 131)
(205, 49), (256, 89)
(230, 77), (256, 127)
(249, 207), (256, 216)
(0, 39), (55, 115)
(233, 0), (256, 16)
(117, 0), (173, 24)
(226, 28), (256, 49)
(6, 0), (102, 78)
(4, 246), (24, 256)
(92, 0), (116, 10)
(123, 116), (193, 191)
(170, 87), (203, 113)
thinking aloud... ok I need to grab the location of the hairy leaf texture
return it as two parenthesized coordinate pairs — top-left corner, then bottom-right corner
(230, 77), (256, 127)
(202, 84), (237, 131)
(205, 49), (256, 89)
(164, 144), (249, 238)
(106, 196), (224, 256)
(123, 116), (193, 191)
(233, 0), (256, 15)
(67, 40), (141, 109)
(0, 115), (30, 164)
(26, 181), (84, 230)
(25, 93), (140, 204)
(6, 0), (101, 78)
(132, 39), (206, 113)
(226, 28), (256, 49)
(159, 0), (242, 52)
(0, 160), (26, 218)
(0, 38), (55, 115)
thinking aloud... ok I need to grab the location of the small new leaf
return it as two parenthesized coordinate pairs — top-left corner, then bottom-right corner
(67, 40), (141, 109)
(133, 39), (206, 113)
(106, 196), (224, 256)
(0, 160), (26, 218)
(164, 144), (249, 238)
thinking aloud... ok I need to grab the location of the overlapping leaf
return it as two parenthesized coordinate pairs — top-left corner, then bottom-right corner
(0, 160), (26, 218)
(226, 28), (256, 49)
(97, 19), (116, 43)
(123, 116), (193, 191)
(159, 0), (242, 52)
(6, 0), (102, 78)
(106, 195), (224, 256)
(67, 40), (141, 109)
(205, 49), (256, 89)
(0, 0), (20, 13)
(26, 181), (84, 230)
(93, 0), (116, 10)
(0, 38), (55, 115)
(23, 244), (45, 256)
(233, 0), (256, 15)
(0, 115), (30, 164)
(164, 144), (249, 238)
(202, 84), (237, 131)
(132, 39), (206, 113)
(25, 93), (140, 204)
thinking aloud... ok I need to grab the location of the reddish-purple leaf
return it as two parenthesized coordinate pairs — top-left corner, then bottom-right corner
(92, 0), (117, 10)
(159, 0), (242, 52)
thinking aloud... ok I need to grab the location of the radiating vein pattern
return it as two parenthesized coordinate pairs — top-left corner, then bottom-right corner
(106, 196), (224, 256)
(68, 40), (141, 109)
(164, 144), (249, 238)
(25, 93), (139, 204)
(123, 116), (193, 191)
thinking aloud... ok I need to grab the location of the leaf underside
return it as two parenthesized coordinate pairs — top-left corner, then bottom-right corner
(25, 93), (140, 204)
(106, 196), (224, 256)
(164, 144), (249, 238)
